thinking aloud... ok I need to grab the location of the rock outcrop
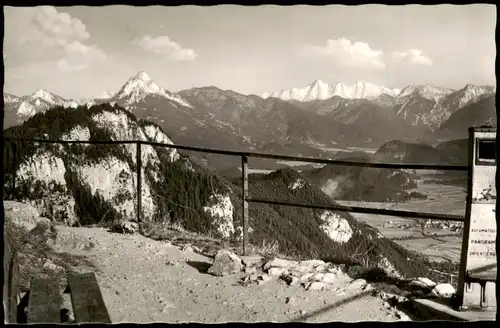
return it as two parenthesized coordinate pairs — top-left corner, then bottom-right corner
(4, 201), (52, 231)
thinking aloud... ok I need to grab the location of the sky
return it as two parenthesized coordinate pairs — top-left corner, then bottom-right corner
(3, 5), (497, 99)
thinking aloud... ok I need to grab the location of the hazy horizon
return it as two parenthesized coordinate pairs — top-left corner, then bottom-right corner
(4, 5), (496, 99)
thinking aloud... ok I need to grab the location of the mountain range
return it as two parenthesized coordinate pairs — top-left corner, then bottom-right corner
(261, 80), (402, 101)
(3, 72), (496, 172)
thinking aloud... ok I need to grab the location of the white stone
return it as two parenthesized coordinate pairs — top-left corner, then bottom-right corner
(312, 273), (325, 282)
(363, 284), (374, 292)
(349, 278), (367, 290)
(299, 260), (326, 268)
(42, 259), (64, 273)
(264, 258), (298, 270)
(431, 283), (455, 299)
(416, 277), (436, 288)
(322, 273), (337, 283)
(268, 267), (288, 276)
(335, 290), (346, 296)
(299, 273), (315, 282)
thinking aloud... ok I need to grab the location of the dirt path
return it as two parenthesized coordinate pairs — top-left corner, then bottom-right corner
(55, 226), (410, 323)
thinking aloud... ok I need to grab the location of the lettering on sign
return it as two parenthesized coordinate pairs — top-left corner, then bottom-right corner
(470, 239), (495, 244)
(471, 228), (496, 233)
(468, 251), (496, 257)
(468, 221), (496, 258)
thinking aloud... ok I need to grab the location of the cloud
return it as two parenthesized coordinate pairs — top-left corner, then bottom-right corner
(300, 38), (386, 70)
(137, 35), (197, 61)
(31, 6), (90, 44)
(64, 40), (107, 60)
(56, 59), (87, 72)
(391, 49), (433, 66)
(4, 6), (106, 72)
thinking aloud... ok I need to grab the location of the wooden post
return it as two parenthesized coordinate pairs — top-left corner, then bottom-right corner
(454, 128), (475, 310)
(136, 142), (142, 223)
(242, 155), (249, 256)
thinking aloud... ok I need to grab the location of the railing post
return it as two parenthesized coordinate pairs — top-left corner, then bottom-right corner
(136, 142), (142, 223)
(242, 155), (249, 256)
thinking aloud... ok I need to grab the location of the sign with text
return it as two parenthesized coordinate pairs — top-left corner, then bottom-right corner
(455, 128), (497, 311)
(467, 205), (496, 261)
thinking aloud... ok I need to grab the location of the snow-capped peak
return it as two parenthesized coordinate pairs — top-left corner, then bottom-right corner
(444, 84), (495, 109)
(114, 71), (193, 108)
(397, 84), (455, 101)
(262, 80), (401, 101)
(117, 72), (163, 99)
(30, 89), (62, 103)
(462, 84), (494, 94)
(97, 90), (116, 99)
(310, 79), (327, 87)
(135, 71), (151, 82)
(4, 93), (20, 104)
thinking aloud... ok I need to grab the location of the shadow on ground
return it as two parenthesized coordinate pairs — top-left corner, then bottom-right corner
(186, 260), (212, 274)
(354, 267), (434, 321)
(290, 289), (373, 322)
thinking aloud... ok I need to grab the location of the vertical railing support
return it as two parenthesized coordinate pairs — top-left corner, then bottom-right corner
(136, 142), (142, 223)
(242, 155), (249, 256)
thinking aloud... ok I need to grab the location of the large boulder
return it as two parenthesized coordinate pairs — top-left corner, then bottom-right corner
(4, 201), (50, 231)
(208, 250), (243, 276)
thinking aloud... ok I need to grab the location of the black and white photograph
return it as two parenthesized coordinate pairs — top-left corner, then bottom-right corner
(2, 3), (497, 324)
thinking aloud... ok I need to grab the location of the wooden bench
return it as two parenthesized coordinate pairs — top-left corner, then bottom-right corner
(3, 223), (111, 323)
(465, 268), (497, 309)
(27, 272), (111, 323)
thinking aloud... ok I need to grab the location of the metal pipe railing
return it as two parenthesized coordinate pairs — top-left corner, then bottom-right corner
(3, 137), (470, 256)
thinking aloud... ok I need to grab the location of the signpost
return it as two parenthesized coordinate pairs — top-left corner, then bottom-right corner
(455, 127), (497, 311)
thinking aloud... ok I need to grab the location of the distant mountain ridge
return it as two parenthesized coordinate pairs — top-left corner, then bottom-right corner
(261, 79), (401, 101)
(431, 94), (497, 141)
(3, 89), (81, 128)
(3, 72), (495, 162)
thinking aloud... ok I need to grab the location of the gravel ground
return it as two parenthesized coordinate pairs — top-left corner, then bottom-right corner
(54, 226), (411, 323)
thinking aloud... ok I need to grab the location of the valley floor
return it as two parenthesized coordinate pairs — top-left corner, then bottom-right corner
(336, 182), (466, 263)
(56, 225), (410, 323)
